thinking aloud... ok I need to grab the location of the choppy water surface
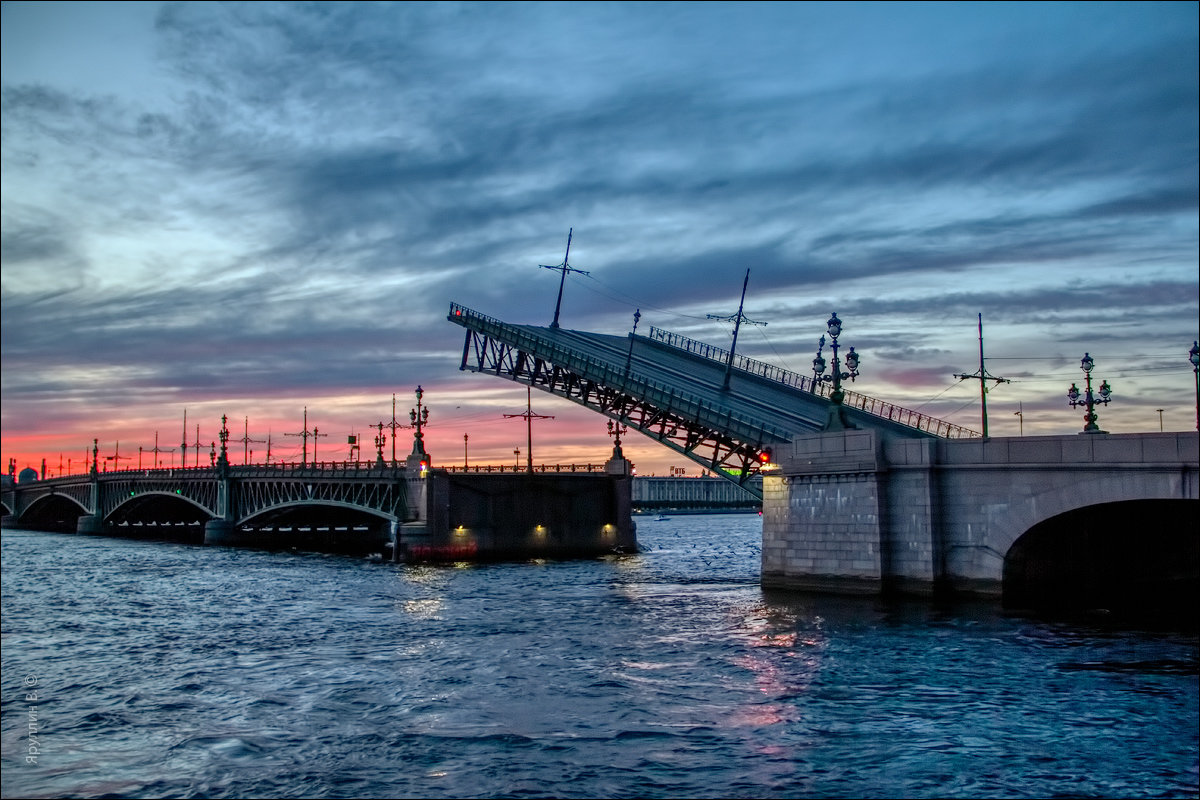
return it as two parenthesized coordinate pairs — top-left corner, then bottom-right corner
(2, 515), (1197, 798)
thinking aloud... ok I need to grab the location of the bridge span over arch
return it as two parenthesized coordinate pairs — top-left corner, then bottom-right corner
(1, 465), (409, 548)
(763, 430), (1198, 611)
(448, 303), (977, 498)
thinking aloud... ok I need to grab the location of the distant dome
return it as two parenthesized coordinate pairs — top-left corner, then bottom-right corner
(18, 467), (39, 483)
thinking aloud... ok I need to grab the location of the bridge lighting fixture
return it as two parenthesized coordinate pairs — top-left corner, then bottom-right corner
(1190, 341), (1199, 432)
(813, 312), (861, 431)
(1067, 352), (1112, 434)
(607, 419), (628, 459)
(410, 385), (430, 457)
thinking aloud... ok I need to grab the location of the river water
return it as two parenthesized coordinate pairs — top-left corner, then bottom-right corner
(2, 515), (1197, 799)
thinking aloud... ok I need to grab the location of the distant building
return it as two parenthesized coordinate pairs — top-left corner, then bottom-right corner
(18, 467), (39, 484)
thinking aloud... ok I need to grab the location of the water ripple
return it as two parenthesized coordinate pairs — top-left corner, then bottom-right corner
(3, 517), (1197, 799)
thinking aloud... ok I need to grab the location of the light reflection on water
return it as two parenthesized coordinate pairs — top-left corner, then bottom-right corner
(2, 514), (1197, 799)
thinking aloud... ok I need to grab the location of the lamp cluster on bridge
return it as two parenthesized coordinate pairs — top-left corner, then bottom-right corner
(1190, 341), (1199, 432)
(812, 312), (860, 431)
(1067, 353), (1112, 434)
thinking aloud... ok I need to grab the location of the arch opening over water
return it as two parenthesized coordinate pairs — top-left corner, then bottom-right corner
(1003, 499), (1198, 626)
(234, 502), (394, 555)
(17, 493), (89, 532)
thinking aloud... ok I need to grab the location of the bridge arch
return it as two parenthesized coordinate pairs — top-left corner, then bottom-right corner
(17, 492), (90, 532)
(984, 468), (1194, 560)
(106, 491), (216, 525)
(218, 499), (395, 555)
(1002, 498), (1198, 619)
(240, 499), (402, 526)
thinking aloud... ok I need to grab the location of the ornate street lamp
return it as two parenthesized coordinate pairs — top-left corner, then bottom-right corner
(218, 415), (230, 460)
(409, 385), (429, 456)
(1067, 352), (1112, 434)
(374, 422), (387, 467)
(1190, 341), (1199, 432)
(812, 312), (861, 431)
(607, 419), (628, 459)
(624, 308), (641, 379)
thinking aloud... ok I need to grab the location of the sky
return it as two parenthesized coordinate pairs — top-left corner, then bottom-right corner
(2, 1), (1197, 478)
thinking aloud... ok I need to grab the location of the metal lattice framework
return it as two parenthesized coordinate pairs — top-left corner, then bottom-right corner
(101, 476), (217, 519)
(3, 480), (92, 517)
(451, 303), (789, 494)
(449, 303), (980, 501)
(232, 473), (407, 522)
(4, 467), (408, 526)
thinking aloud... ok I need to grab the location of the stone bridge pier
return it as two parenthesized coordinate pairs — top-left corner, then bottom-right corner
(762, 430), (1198, 610)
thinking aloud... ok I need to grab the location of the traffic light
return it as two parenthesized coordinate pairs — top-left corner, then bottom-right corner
(758, 448), (773, 464)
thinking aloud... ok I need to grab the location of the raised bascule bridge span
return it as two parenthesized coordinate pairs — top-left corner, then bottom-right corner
(448, 302), (977, 499)
(449, 303), (1197, 609)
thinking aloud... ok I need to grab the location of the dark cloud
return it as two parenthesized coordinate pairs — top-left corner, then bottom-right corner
(1, 2), (1196, 460)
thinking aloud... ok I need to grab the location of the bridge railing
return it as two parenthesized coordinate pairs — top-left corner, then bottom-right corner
(646, 325), (980, 439)
(451, 303), (793, 446)
(648, 327), (817, 392)
(441, 464), (607, 474)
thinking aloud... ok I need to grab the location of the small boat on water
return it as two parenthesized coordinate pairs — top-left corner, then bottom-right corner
(654, 514), (670, 521)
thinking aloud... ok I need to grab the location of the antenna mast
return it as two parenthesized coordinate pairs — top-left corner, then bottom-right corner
(540, 228), (590, 329)
(239, 417), (266, 464)
(707, 268), (766, 390)
(953, 313), (1010, 438)
(503, 386), (555, 473)
(285, 407), (315, 467)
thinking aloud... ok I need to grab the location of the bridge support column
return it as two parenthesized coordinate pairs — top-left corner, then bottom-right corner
(394, 452), (434, 561)
(763, 430), (897, 595)
(203, 518), (237, 546)
(76, 514), (104, 535)
(76, 473), (104, 534)
(203, 461), (239, 546)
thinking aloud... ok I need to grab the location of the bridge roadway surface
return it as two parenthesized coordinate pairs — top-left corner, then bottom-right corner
(449, 303), (977, 493)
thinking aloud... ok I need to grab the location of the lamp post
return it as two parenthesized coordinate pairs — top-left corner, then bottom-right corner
(1190, 341), (1199, 432)
(624, 309), (641, 379)
(374, 421), (387, 467)
(410, 385), (429, 456)
(463, 434), (469, 469)
(1156, 408), (1164, 432)
(607, 419), (628, 459)
(812, 312), (861, 431)
(1067, 353), (1112, 434)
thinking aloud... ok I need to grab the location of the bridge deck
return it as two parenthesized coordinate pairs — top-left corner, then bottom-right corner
(449, 303), (977, 494)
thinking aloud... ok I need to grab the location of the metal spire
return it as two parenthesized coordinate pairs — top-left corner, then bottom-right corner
(285, 407), (316, 466)
(239, 417), (266, 465)
(148, 432), (174, 469)
(540, 228), (590, 329)
(503, 386), (554, 473)
(953, 313), (1010, 438)
(707, 268), (766, 390)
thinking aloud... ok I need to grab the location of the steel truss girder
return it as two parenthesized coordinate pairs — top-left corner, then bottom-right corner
(461, 328), (772, 497)
(102, 478), (217, 520)
(233, 476), (407, 522)
(14, 482), (93, 517)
